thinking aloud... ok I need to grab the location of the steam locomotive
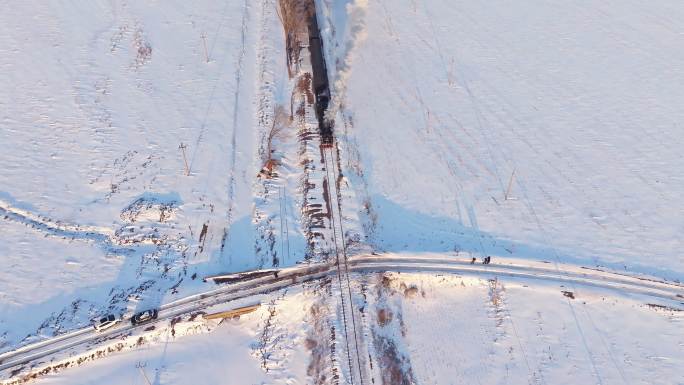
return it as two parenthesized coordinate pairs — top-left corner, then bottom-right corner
(307, 12), (333, 146)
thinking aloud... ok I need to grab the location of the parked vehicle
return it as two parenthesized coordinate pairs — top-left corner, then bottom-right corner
(92, 314), (120, 332)
(131, 309), (158, 325)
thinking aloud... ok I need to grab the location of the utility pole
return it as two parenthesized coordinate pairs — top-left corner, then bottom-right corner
(136, 362), (152, 385)
(200, 32), (209, 63)
(278, 186), (284, 266)
(505, 168), (516, 200)
(179, 142), (190, 176)
(448, 57), (456, 87)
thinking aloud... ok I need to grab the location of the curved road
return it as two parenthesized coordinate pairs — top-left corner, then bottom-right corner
(1, 253), (682, 380)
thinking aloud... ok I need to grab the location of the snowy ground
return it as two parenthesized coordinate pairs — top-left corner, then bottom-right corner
(319, 0), (684, 281)
(40, 288), (313, 385)
(0, 0), (302, 351)
(29, 272), (684, 385)
(363, 272), (684, 385)
(2, 0), (684, 383)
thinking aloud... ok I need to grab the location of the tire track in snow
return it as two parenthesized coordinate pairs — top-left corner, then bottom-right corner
(0, 200), (114, 247)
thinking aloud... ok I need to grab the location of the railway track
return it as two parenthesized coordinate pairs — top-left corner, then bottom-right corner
(1, 253), (682, 382)
(322, 144), (366, 385)
(305, 1), (365, 382)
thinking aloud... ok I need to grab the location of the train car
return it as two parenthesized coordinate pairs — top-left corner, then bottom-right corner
(307, 12), (334, 146)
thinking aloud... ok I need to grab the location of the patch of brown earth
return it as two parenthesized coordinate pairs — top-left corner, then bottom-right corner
(374, 336), (414, 385)
(370, 273), (416, 385)
(277, 0), (314, 78)
(296, 72), (314, 105)
(377, 308), (393, 326)
(304, 278), (339, 385)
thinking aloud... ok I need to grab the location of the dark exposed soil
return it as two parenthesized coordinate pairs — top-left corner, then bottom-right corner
(304, 278), (339, 385)
(374, 336), (414, 385)
(377, 308), (393, 327)
(370, 273), (416, 385)
(646, 303), (682, 312)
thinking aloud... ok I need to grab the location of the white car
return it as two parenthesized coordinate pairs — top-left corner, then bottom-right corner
(93, 314), (120, 332)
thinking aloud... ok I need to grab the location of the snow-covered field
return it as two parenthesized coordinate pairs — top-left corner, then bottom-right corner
(365, 272), (683, 385)
(0, 0), (291, 350)
(1, 0), (683, 383)
(321, 0), (684, 281)
(40, 290), (314, 385)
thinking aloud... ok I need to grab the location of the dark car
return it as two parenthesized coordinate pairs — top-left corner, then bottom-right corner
(131, 309), (158, 325)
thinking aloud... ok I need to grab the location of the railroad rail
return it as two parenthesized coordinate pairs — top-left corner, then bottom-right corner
(2, 253), (682, 382)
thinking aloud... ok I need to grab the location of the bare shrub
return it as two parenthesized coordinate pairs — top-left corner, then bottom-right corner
(254, 301), (281, 372)
(377, 307), (393, 326)
(267, 105), (290, 158)
(403, 285), (419, 298)
(133, 28), (152, 67)
(259, 105), (290, 178)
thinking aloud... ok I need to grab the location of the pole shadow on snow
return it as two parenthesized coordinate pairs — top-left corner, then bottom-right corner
(201, 213), (308, 276)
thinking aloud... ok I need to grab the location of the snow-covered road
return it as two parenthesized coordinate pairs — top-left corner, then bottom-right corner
(2, 253), (681, 381)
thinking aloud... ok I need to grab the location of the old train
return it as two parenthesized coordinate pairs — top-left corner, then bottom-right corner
(307, 12), (334, 146)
